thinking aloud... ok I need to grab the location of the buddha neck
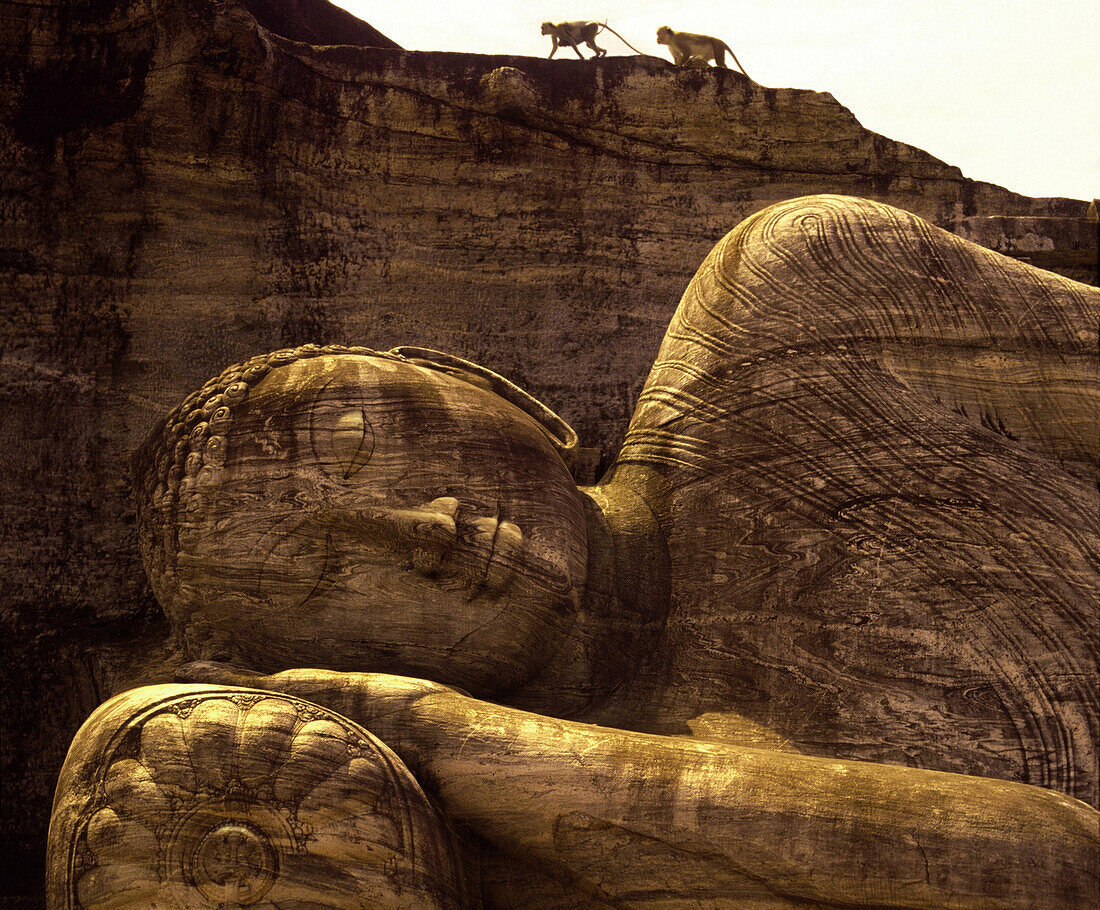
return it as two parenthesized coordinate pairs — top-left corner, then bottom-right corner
(507, 474), (670, 714)
(579, 476), (670, 631)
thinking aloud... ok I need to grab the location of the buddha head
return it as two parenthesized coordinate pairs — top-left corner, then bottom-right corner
(135, 344), (588, 696)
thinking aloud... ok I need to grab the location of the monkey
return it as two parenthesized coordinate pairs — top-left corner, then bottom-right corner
(542, 21), (606, 59)
(656, 26), (752, 80)
(541, 21), (646, 60)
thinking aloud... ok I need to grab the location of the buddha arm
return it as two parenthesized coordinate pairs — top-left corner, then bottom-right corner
(178, 664), (1098, 909)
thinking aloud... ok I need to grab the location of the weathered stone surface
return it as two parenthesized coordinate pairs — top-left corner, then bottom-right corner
(47, 684), (464, 909)
(1, 0), (1096, 897)
(236, 0), (402, 49)
(50, 197), (1100, 904)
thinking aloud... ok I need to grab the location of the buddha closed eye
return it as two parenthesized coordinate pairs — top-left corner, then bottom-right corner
(309, 384), (374, 480)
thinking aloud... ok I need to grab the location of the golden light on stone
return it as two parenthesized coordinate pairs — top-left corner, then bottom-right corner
(48, 197), (1099, 909)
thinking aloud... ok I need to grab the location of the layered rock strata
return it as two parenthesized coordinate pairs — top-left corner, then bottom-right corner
(1, 0), (1095, 894)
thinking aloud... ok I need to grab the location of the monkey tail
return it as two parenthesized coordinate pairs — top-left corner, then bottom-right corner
(599, 24), (648, 56)
(721, 41), (755, 82)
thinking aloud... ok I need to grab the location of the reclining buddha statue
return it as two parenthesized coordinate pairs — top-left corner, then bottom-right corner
(48, 196), (1098, 908)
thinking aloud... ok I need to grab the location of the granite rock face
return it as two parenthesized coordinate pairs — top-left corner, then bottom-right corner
(1, 0), (1096, 894)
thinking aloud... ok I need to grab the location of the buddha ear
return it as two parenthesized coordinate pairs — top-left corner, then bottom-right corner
(389, 346), (579, 468)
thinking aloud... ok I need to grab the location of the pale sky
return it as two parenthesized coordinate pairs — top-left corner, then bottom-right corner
(337, 0), (1098, 201)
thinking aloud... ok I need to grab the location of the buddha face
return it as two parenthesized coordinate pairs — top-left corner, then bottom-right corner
(163, 353), (588, 696)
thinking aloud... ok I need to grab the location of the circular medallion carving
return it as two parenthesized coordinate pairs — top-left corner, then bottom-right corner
(65, 688), (463, 909)
(191, 822), (277, 904)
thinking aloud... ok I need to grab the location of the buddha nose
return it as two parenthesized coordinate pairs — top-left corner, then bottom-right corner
(404, 497), (461, 576)
(356, 498), (524, 594)
(316, 496), (459, 572)
(318, 497), (525, 594)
